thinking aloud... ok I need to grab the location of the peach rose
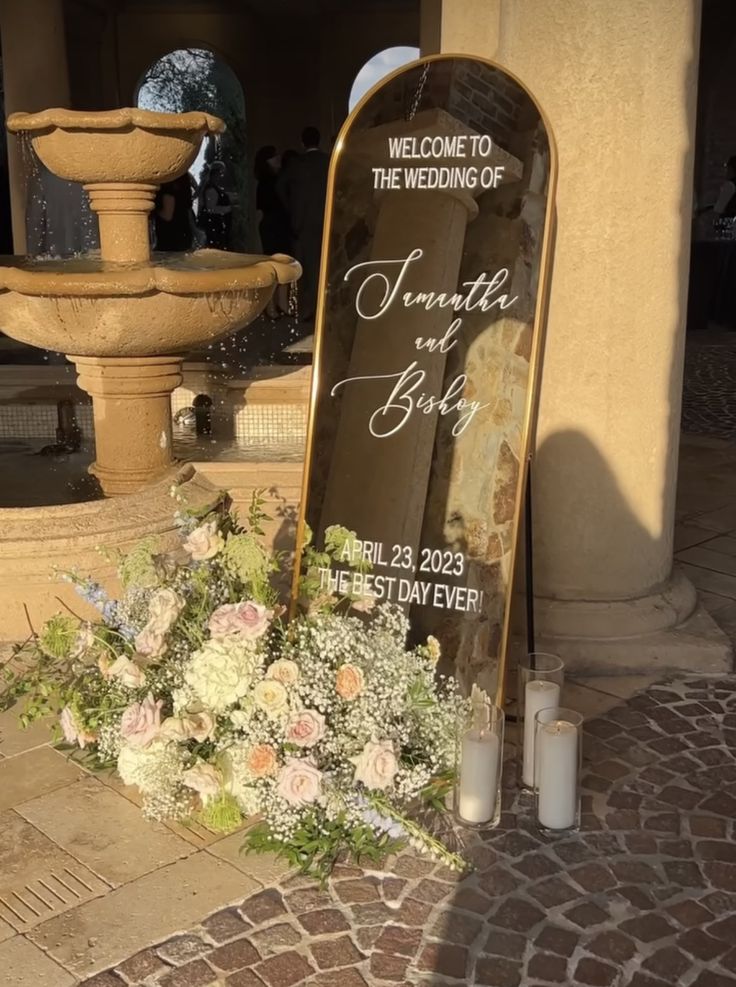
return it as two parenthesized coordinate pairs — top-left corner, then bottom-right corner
(266, 659), (299, 686)
(286, 709), (326, 748)
(120, 694), (163, 749)
(276, 758), (322, 806)
(352, 738), (398, 791)
(246, 743), (278, 778)
(336, 663), (365, 701)
(208, 601), (272, 641)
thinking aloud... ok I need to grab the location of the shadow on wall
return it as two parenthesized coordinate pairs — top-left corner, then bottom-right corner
(532, 429), (672, 603)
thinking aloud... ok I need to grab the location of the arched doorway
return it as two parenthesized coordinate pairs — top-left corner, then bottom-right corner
(136, 48), (249, 250)
(348, 45), (419, 111)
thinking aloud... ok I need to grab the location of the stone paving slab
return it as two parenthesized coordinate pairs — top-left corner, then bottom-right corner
(18, 777), (193, 887)
(80, 675), (736, 987)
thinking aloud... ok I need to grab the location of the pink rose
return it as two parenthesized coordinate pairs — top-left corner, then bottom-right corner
(208, 601), (273, 641)
(134, 625), (167, 659)
(352, 739), (398, 791)
(60, 706), (97, 749)
(285, 709), (326, 748)
(276, 758), (322, 806)
(120, 694), (163, 749)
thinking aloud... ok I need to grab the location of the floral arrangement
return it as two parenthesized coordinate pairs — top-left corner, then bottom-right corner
(1, 488), (467, 879)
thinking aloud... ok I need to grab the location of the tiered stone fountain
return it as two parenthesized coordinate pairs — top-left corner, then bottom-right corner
(0, 108), (300, 635)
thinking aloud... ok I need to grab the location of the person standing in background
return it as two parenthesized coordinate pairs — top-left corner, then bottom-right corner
(255, 145), (293, 318)
(200, 161), (233, 250)
(154, 173), (195, 252)
(280, 126), (329, 322)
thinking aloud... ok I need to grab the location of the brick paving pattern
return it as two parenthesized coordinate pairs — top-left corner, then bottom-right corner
(682, 332), (736, 442)
(84, 676), (736, 986)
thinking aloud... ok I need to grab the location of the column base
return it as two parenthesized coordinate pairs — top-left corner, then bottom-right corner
(535, 569), (733, 676)
(89, 461), (181, 497)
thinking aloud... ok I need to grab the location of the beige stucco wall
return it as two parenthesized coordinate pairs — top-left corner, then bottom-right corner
(431, 0), (729, 669)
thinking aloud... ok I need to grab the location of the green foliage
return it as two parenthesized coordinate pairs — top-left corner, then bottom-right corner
(222, 534), (270, 588)
(243, 813), (405, 887)
(297, 524), (373, 609)
(198, 793), (243, 834)
(118, 538), (160, 589)
(38, 614), (78, 660)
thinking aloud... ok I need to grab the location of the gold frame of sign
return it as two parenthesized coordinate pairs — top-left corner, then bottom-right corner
(291, 53), (557, 707)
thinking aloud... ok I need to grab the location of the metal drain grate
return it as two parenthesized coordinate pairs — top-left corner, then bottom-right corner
(0, 864), (109, 932)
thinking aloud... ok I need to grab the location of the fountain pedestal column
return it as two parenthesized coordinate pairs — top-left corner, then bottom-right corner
(72, 356), (183, 496)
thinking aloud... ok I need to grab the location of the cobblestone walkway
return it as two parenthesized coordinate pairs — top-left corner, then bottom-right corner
(682, 332), (736, 442)
(85, 676), (736, 987)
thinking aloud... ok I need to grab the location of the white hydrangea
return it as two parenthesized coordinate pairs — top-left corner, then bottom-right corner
(117, 740), (183, 795)
(184, 638), (262, 713)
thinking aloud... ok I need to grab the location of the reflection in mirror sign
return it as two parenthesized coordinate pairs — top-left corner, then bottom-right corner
(294, 55), (556, 702)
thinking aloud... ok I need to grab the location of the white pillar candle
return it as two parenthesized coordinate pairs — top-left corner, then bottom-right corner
(458, 730), (499, 824)
(537, 719), (579, 829)
(522, 679), (561, 787)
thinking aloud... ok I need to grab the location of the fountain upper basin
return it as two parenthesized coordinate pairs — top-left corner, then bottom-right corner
(7, 108), (224, 185)
(0, 249), (301, 357)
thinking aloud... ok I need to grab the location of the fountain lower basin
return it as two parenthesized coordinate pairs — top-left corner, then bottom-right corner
(0, 250), (299, 356)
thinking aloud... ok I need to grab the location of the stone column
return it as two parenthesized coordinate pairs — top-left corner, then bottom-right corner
(436, 0), (731, 672)
(72, 357), (183, 497)
(0, 0), (71, 253)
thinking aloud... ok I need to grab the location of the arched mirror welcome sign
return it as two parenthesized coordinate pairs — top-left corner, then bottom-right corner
(292, 54), (556, 702)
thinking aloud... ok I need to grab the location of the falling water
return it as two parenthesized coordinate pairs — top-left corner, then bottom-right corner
(20, 134), (99, 259)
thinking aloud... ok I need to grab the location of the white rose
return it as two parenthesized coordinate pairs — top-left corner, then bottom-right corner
(182, 761), (222, 805)
(135, 624), (167, 659)
(185, 710), (216, 742)
(147, 588), (185, 634)
(276, 757), (322, 806)
(265, 659), (299, 686)
(159, 716), (190, 743)
(184, 639), (260, 713)
(160, 710), (216, 744)
(183, 519), (224, 561)
(253, 679), (289, 718)
(106, 655), (147, 689)
(352, 739), (398, 791)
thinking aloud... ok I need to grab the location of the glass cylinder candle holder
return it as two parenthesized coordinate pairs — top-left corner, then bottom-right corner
(518, 652), (565, 790)
(534, 707), (583, 834)
(454, 687), (504, 831)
